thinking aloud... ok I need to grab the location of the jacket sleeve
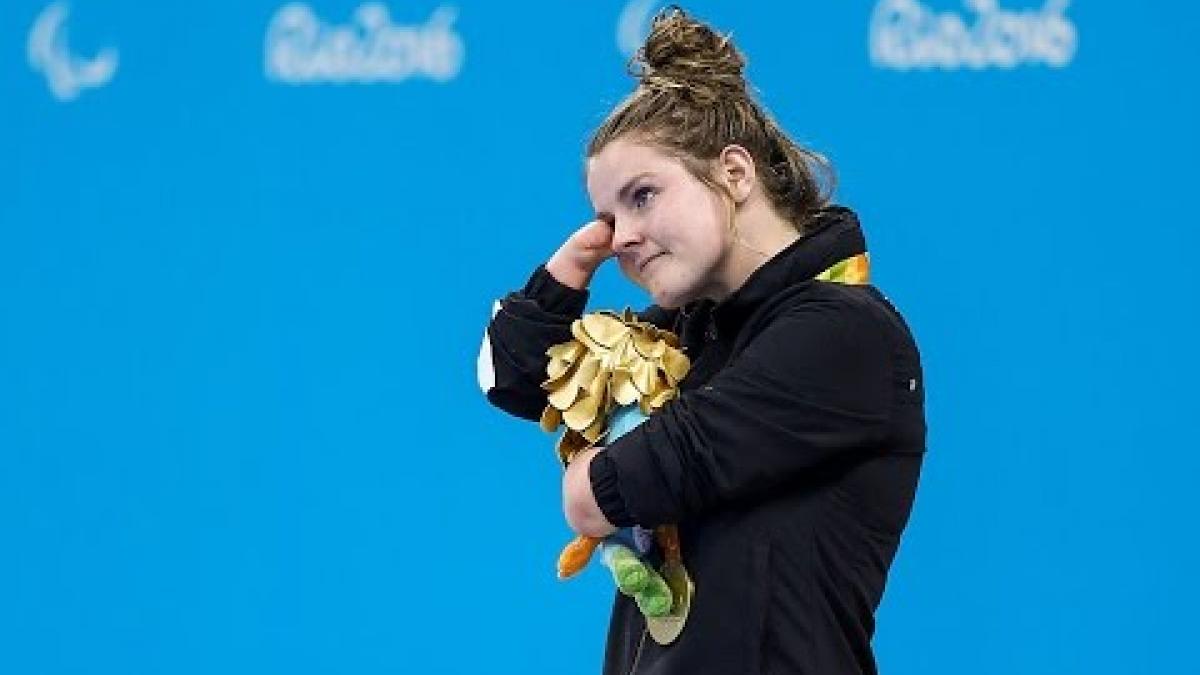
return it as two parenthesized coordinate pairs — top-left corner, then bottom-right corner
(478, 264), (590, 422)
(588, 297), (896, 527)
(477, 263), (679, 422)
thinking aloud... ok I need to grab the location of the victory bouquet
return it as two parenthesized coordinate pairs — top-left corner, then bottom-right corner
(539, 309), (695, 645)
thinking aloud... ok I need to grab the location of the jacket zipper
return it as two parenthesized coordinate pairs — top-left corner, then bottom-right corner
(627, 627), (649, 674)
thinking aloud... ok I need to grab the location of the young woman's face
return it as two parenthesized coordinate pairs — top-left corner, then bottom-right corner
(586, 138), (732, 309)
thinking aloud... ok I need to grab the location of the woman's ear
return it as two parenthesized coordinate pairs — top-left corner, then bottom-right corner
(717, 144), (756, 204)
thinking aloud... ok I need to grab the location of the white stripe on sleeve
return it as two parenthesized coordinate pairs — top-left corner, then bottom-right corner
(477, 300), (502, 394)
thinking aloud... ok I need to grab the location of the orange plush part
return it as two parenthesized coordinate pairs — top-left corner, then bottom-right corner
(557, 535), (603, 579)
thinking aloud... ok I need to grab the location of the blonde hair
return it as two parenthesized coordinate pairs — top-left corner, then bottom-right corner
(587, 7), (835, 233)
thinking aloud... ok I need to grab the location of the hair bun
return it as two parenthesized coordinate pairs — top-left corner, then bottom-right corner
(632, 7), (747, 104)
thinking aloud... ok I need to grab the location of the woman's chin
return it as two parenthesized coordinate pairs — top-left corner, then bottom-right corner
(641, 275), (693, 309)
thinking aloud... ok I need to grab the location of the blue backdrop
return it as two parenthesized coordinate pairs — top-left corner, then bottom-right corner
(3, 1), (1198, 673)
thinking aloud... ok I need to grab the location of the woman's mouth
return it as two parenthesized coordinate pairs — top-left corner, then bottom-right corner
(640, 253), (665, 274)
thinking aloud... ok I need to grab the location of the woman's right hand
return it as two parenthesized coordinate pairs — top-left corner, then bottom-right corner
(545, 217), (615, 291)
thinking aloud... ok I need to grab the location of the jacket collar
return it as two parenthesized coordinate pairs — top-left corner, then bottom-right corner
(693, 205), (868, 331)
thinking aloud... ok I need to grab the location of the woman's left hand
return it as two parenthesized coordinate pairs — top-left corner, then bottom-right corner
(563, 446), (618, 538)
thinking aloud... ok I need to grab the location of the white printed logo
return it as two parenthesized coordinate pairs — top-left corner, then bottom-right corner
(27, 2), (119, 101)
(870, 0), (1077, 70)
(616, 0), (663, 59)
(264, 3), (464, 84)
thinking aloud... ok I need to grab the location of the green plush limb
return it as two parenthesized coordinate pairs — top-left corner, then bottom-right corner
(602, 543), (673, 618)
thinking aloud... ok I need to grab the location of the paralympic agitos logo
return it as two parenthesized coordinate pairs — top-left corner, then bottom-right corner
(27, 2), (119, 101)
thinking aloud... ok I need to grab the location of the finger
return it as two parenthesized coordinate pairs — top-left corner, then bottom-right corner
(580, 224), (615, 252)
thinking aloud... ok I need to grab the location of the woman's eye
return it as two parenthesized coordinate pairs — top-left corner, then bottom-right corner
(632, 186), (656, 209)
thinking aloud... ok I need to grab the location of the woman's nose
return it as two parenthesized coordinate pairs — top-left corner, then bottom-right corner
(610, 217), (642, 254)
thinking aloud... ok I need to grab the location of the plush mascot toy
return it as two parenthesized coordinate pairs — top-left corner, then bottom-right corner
(539, 309), (695, 646)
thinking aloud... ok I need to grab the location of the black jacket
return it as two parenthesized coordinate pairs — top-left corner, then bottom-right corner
(478, 207), (926, 674)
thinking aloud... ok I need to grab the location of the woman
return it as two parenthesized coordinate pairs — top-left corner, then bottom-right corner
(477, 8), (925, 674)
